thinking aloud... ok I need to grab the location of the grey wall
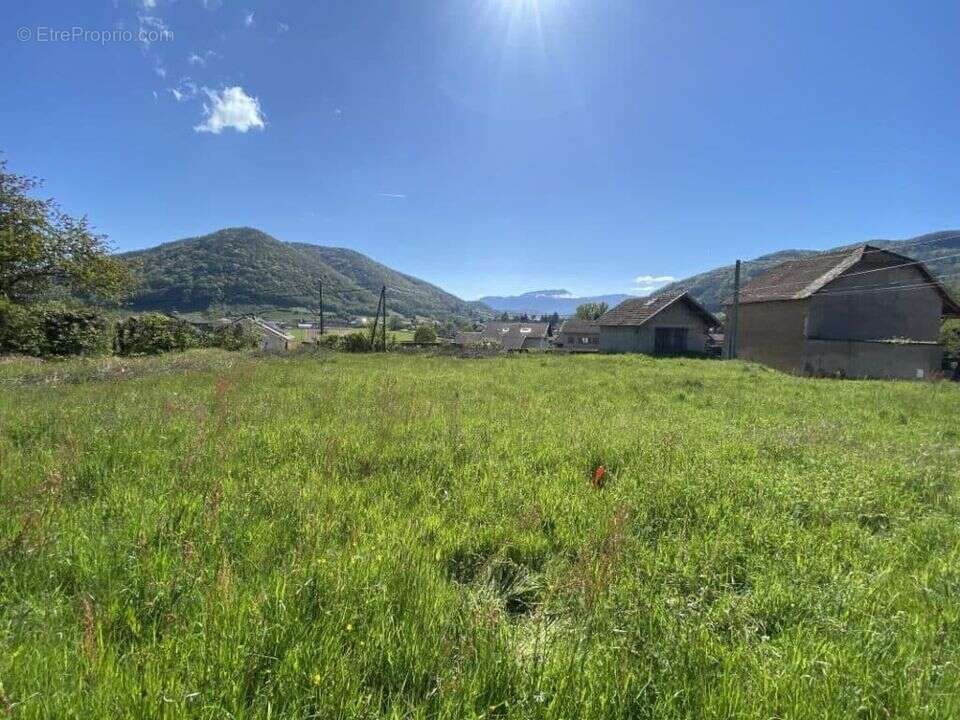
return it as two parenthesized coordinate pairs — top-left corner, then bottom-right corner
(600, 301), (711, 354)
(728, 299), (808, 372)
(807, 257), (942, 342)
(557, 332), (599, 350)
(802, 339), (943, 379)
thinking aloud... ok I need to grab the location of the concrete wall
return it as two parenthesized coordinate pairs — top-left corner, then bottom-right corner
(807, 257), (942, 342)
(728, 299), (808, 372)
(801, 339), (944, 379)
(599, 301), (711, 354)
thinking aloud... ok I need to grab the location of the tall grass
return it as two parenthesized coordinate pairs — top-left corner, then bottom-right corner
(1, 350), (959, 718)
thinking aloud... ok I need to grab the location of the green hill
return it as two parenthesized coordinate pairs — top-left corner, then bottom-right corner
(121, 227), (484, 320)
(657, 230), (960, 312)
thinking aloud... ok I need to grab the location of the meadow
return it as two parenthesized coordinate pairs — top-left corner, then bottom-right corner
(1, 350), (959, 719)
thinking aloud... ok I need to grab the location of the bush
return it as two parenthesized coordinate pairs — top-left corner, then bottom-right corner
(413, 325), (438, 343)
(0, 301), (110, 357)
(209, 323), (260, 351)
(115, 314), (202, 356)
(942, 319), (960, 362)
(338, 331), (373, 353)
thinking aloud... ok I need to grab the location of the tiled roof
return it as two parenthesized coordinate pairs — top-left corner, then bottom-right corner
(735, 245), (960, 315)
(598, 291), (718, 328)
(736, 245), (868, 304)
(480, 322), (550, 351)
(558, 319), (600, 335)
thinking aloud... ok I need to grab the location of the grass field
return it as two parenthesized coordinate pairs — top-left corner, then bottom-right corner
(1, 351), (959, 718)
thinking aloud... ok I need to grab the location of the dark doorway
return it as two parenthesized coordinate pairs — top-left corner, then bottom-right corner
(654, 327), (688, 355)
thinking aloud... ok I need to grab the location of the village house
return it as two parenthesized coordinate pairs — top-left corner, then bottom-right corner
(598, 291), (719, 354)
(455, 322), (551, 351)
(725, 244), (960, 379)
(554, 319), (600, 352)
(234, 316), (299, 352)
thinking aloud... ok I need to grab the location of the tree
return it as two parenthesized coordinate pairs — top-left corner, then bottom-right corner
(0, 159), (133, 305)
(942, 319), (960, 362)
(575, 302), (608, 321)
(414, 324), (438, 343)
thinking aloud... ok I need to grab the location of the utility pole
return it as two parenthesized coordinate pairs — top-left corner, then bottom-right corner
(319, 281), (324, 336)
(380, 285), (387, 351)
(370, 290), (382, 348)
(728, 259), (741, 359)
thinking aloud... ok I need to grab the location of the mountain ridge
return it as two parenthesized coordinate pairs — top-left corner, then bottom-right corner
(121, 227), (486, 320)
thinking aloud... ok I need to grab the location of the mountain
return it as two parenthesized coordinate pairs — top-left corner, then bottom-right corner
(655, 230), (960, 313)
(120, 227), (485, 320)
(478, 289), (636, 316)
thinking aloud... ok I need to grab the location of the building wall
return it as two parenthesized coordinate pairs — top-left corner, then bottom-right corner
(599, 301), (711, 354)
(557, 332), (600, 350)
(807, 259), (943, 342)
(727, 299), (808, 372)
(801, 339), (943, 379)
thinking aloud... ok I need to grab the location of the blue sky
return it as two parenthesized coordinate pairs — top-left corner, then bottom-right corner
(3, 1), (960, 299)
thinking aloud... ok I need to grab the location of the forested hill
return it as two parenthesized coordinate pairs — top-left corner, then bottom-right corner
(656, 230), (960, 312)
(120, 227), (484, 320)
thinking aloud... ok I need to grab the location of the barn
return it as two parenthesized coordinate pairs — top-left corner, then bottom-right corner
(598, 291), (719, 355)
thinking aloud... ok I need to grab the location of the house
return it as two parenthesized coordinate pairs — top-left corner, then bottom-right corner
(706, 332), (725, 358)
(554, 319), (600, 352)
(725, 244), (960, 379)
(598, 291), (719, 355)
(234, 316), (298, 352)
(456, 322), (551, 351)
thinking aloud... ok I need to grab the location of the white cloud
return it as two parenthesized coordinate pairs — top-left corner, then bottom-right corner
(200, 0), (222, 9)
(168, 78), (198, 102)
(141, 0), (157, 8)
(187, 49), (218, 66)
(194, 86), (266, 134)
(631, 274), (676, 295)
(243, 10), (255, 27)
(633, 275), (676, 285)
(277, 21), (290, 33)
(377, 193), (407, 199)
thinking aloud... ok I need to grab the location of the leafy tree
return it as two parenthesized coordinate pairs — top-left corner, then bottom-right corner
(575, 302), (608, 320)
(0, 159), (133, 305)
(413, 325), (438, 343)
(942, 319), (960, 362)
(388, 315), (403, 330)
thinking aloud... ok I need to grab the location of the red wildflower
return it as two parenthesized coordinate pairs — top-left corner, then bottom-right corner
(592, 465), (607, 489)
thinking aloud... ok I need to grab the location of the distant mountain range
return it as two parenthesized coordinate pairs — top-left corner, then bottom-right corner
(653, 230), (960, 312)
(120, 227), (486, 320)
(478, 289), (635, 316)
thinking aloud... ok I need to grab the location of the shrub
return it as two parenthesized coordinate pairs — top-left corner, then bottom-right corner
(0, 301), (110, 357)
(315, 334), (341, 350)
(115, 314), (202, 356)
(942, 319), (960, 362)
(209, 323), (259, 351)
(338, 331), (373, 353)
(0, 299), (45, 356)
(413, 325), (438, 343)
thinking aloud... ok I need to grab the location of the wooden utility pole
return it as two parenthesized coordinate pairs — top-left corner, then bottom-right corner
(380, 285), (387, 351)
(728, 259), (741, 359)
(370, 290), (382, 348)
(319, 282), (324, 335)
